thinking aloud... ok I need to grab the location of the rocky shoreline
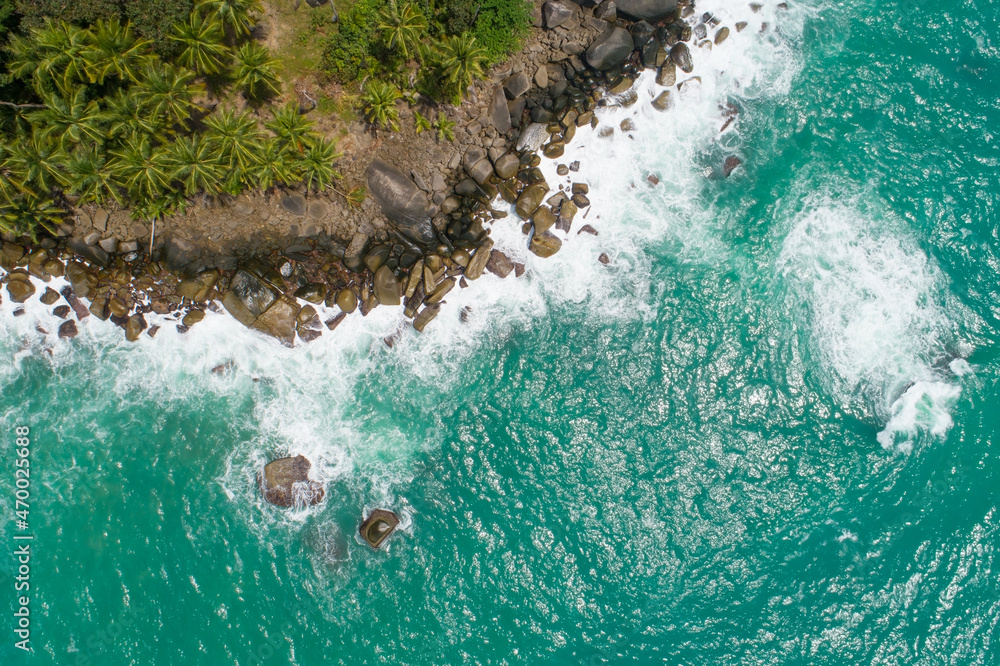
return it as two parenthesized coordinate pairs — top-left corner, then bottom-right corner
(1, 0), (750, 345)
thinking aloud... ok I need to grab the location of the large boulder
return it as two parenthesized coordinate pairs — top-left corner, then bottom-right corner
(366, 159), (435, 246)
(359, 509), (400, 549)
(615, 0), (677, 20)
(490, 86), (512, 133)
(258, 455), (326, 508)
(585, 27), (634, 71)
(252, 296), (300, 346)
(543, 1), (574, 29)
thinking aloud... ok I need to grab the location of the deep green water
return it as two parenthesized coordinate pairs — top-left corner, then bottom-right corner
(2, 0), (998, 664)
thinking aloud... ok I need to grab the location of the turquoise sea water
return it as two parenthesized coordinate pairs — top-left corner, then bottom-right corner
(2, 0), (998, 663)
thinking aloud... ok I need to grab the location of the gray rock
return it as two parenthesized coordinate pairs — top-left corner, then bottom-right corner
(343, 231), (369, 272)
(586, 27), (634, 71)
(516, 123), (550, 152)
(543, 1), (574, 28)
(307, 201), (327, 219)
(615, 0), (677, 20)
(91, 208), (109, 232)
(534, 64), (549, 88)
(120, 240), (139, 253)
(494, 153), (520, 180)
(652, 90), (674, 111)
(366, 159), (436, 246)
(656, 60), (676, 86)
(68, 236), (110, 267)
(280, 193), (307, 216)
(98, 237), (118, 253)
(467, 159), (494, 185)
(373, 265), (401, 305)
(463, 146), (486, 173)
(503, 71), (531, 99)
(594, 1), (616, 21)
(83, 231), (101, 246)
(491, 86), (512, 133)
(670, 42), (693, 73)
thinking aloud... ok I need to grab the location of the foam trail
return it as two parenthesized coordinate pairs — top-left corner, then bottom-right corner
(776, 201), (972, 451)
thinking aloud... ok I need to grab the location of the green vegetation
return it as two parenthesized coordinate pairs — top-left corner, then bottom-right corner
(323, 0), (531, 103)
(0, 2), (346, 240)
(360, 80), (401, 132)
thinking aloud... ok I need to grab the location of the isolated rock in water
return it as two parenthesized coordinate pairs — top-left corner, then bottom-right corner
(543, 1), (573, 28)
(724, 156), (743, 177)
(366, 159), (436, 246)
(586, 27), (634, 71)
(359, 509), (401, 549)
(615, 0), (678, 20)
(58, 320), (78, 339)
(258, 455), (326, 508)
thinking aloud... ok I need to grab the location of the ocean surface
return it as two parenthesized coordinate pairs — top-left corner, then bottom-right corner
(2, 0), (998, 663)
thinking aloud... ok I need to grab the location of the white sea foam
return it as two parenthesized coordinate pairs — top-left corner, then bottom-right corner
(776, 201), (972, 451)
(0, 0), (810, 529)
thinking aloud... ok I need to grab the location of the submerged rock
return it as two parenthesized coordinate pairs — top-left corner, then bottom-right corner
(359, 509), (401, 549)
(258, 455), (326, 508)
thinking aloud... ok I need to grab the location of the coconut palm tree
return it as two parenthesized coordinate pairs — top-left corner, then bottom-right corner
(0, 193), (64, 239)
(360, 80), (400, 132)
(434, 32), (488, 102)
(250, 141), (296, 193)
(1, 130), (67, 194)
(233, 42), (281, 103)
(23, 21), (90, 94)
(82, 18), (152, 85)
(297, 136), (342, 192)
(65, 146), (122, 205)
(104, 89), (161, 141)
(265, 102), (316, 154)
(165, 135), (224, 196)
(27, 89), (106, 150)
(135, 63), (203, 128)
(108, 134), (172, 202)
(170, 12), (229, 75)
(377, 0), (428, 61)
(196, 0), (263, 38)
(204, 108), (264, 171)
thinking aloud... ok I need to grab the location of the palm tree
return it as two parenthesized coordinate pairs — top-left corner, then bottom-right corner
(204, 108), (264, 171)
(29, 21), (90, 94)
(82, 18), (152, 84)
(297, 136), (342, 192)
(105, 89), (161, 141)
(108, 134), (172, 202)
(434, 32), (488, 102)
(65, 147), (122, 205)
(0, 193), (64, 240)
(196, 0), (263, 38)
(265, 102), (316, 153)
(360, 80), (401, 132)
(166, 135), (224, 196)
(27, 90), (106, 150)
(250, 141), (296, 193)
(1, 130), (67, 194)
(233, 42), (281, 103)
(135, 63), (203, 127)
(170, 12), (229, 75)
(377, 0), (428, 61)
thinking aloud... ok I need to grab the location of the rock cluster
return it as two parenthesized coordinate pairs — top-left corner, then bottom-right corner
(258, 455), (325, 508)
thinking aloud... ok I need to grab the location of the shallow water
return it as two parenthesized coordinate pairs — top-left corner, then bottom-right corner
(1, 0), (998, 664)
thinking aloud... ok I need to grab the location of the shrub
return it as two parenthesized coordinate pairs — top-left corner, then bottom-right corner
(322, 0), (386, 82)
